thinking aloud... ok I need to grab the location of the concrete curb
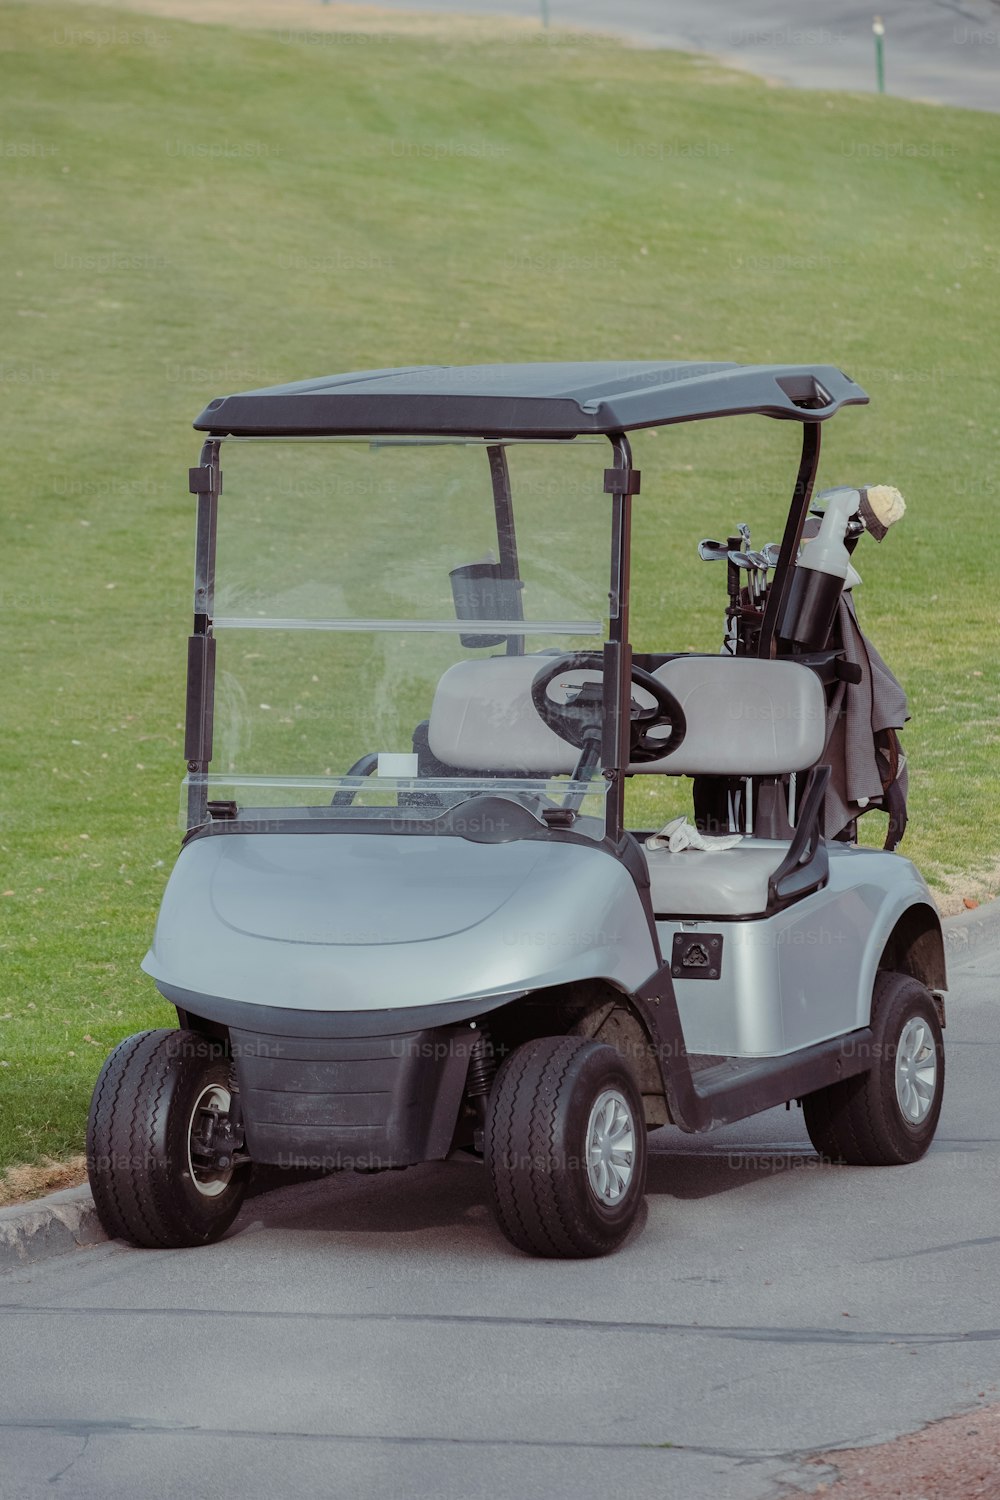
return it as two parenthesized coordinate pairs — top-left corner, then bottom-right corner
(0, 1164), (329, 1275)
(941, 898), (1000, 961)
(2, 905), (996, 1275)
(0, 1185), (105, 1272)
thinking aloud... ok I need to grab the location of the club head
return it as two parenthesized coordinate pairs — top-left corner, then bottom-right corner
(737, 522), (751, 550)
(727, 551), (755, 571)
(698, 539), (730, 561)
(762, 543), (781, 568)
(802, 516), (822, 540)
(747, 550), (770, 571)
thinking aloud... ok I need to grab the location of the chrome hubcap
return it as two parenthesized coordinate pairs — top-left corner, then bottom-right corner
(894, 1017), (937, 1125)
(187, 1083), (235, 1198)
(585, 1089), (635, 1205)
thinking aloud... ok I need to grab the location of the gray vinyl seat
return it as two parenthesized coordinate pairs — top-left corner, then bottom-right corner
(644, 838), (795, 918)
(427, 653), (828, 918)
(639, 656), (827, 916)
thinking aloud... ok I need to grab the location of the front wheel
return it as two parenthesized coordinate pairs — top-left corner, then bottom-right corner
(87, 1028), (250, 1248)
(803, 971), (944, 1166)
(484, 1036), (648, 1258)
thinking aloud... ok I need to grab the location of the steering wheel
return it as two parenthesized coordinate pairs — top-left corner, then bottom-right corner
(530, 652), (687, 765)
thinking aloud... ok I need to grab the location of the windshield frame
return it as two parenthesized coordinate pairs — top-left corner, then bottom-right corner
(183, 430), (637, 844)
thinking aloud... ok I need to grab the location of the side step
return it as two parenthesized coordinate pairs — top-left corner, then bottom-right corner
(668, 1030), (874, 1134)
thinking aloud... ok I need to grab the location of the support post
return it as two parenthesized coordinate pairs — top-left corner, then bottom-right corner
(756, 423), (822, 659)
(185, 441), (221, 829)
(486, 444), (525, 656)
(603, 435), (639, 842)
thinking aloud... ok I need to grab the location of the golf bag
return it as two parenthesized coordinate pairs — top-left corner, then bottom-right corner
(821, 590), (908, 850)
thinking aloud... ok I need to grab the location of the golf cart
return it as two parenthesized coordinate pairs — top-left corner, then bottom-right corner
(87, 361), (946, 1258)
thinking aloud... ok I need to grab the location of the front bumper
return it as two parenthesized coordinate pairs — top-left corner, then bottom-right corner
(159, 983), (487, 1169)
(230, 1024), (473, 1169)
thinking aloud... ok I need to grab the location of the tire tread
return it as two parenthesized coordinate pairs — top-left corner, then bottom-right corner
(803, 971), (944, 1167)
(87, 1028), (247, 1249)
(485, 1035), (646, 1259)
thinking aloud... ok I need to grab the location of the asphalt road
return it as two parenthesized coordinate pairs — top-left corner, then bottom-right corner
(2, 934), (998, 1500)
(347, 0), (1000, 113)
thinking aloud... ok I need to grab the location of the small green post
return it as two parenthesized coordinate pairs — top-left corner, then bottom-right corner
(873, 15), (885, 94)
(540, 0), (550, 27)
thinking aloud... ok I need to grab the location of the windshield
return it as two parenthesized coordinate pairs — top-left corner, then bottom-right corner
(187, 437), (615, 838)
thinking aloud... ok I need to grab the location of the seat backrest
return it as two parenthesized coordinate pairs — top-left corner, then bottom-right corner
(427, 654), (826, 777)
(428, 655), (579, 774)
(636, 656), (827, 775)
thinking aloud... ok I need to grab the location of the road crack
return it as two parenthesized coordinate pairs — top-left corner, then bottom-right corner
(3, 1303), (1000, 1347)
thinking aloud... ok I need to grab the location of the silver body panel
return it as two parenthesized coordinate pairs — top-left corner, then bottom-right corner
(660, 844), (941, 1057)
(142, 832), (659, 1014)
(145, 829), (940, 1065)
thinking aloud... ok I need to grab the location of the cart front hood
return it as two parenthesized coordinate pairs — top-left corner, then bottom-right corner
(142, 829), (657, 1014)
(202, 831), (546, 945)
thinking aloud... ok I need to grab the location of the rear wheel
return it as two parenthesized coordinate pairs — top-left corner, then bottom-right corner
(803, 971), (944, 1166)
(86, 1028), (250, 1248)
(484, 1036), (648, 1258)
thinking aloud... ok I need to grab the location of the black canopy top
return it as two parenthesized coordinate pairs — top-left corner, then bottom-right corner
(193, 361), (869, 439)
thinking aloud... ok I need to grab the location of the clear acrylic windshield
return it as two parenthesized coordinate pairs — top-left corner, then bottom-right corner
(189, 437), (615, 837)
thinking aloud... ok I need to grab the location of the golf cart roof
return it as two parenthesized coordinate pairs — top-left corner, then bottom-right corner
(193, 361), (869, 440)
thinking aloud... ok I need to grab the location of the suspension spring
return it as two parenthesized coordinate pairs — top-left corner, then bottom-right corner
(466, 1027), (497, 1101)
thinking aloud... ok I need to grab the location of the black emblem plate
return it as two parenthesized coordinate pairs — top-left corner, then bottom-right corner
(671, 932), (723, 980)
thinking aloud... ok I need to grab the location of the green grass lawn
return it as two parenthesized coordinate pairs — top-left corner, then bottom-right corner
(1, 0), (998, 1179)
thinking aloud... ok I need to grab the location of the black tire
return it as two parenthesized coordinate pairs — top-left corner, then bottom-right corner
(484, 1036), (648, 1258)
(86, 1028), (250, 1248)
(803, 971), (944, 1166)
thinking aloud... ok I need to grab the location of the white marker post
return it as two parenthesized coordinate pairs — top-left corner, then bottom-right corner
(873, 15), (886, 94)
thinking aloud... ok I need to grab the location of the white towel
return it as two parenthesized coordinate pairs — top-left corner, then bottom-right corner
(645, 817), (744, 854)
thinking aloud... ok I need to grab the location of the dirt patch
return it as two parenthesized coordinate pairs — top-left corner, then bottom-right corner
(0, 1155), (88, 1208)
(792, 1397), (1000, 1498)
(929, 859), (1000, 918)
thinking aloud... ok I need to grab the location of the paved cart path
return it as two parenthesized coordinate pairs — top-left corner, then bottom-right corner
(43, 0), (1000, 111)
(3, 936), (999, 1500)
(348, 0), (1000, 113)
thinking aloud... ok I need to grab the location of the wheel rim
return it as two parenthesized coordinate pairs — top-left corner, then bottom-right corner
(894, 1017), (938, 1125)
(187, 1083), (235, 1198)
(585, 1088), (636, 1205)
